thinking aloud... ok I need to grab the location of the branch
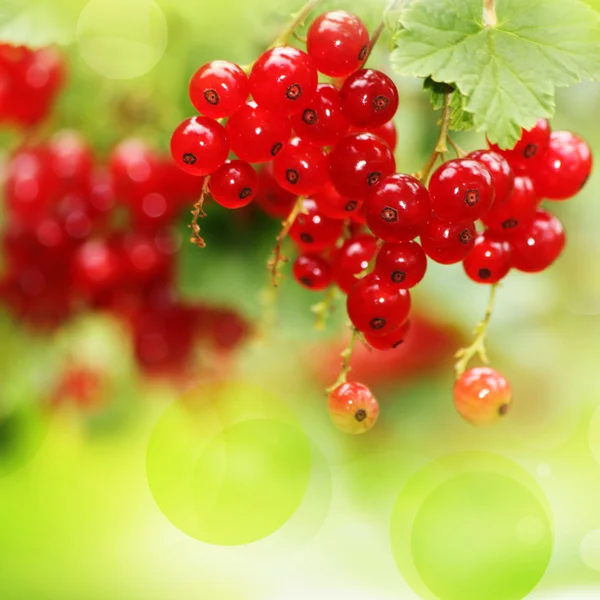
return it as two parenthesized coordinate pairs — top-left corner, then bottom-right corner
(189, 177), (210, 248)
(326, 328), (360, 393)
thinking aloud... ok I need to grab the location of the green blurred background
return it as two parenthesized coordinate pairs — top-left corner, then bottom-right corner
(1, 0), (600, 598)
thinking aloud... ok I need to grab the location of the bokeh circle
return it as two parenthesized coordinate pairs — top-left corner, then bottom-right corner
(390, 452), (553, 600)
(580, 529), (600, 572)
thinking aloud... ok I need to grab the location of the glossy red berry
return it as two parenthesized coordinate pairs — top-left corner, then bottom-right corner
(209, 160), (258, 209)
(340, 69), (399, 129)
(328, 381), (378, 434)
(468, 149), (514, 206)
(71, 239), (122, 298)
(488, 118), (551, 172)
(249, 46), (318, 116)
(306, 11), (369, 78)
(171, 116), (229, 176)
(293, 254), (332, 290)
(189, 60), (249, 118)
(374, 241), (427, 288)
(531, 131), (592, 200)
(313, 181), (363, 220)
(365, 173), (431, 242)
(289, 198), (343, 252)
(346, 273), (410, 336)
(429, 159), (495, 222)
(273, 140), (329, 196)
(370, 121), (398, 150)
(421, 217), (476, 265)
(454, 367), (512, 426)
(482, 175), (539, 238)
(331, 234), (378, 293)
(290, 83), (349, 147)
(329, 133), (396, 199)
(511, 209), (565, 273)
(463, 233), (512, 284)
(226, 104), (291, 163)
(254, 164), (297, 218)
(364, 319), (410, 351)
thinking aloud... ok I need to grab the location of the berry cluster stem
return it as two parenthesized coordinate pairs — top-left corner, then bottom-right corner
(268, 195), (305, 287)
(417, 91), (453, 182)
(366, 0), (405, 61)
(326, 327), (360, 393)
(448, 136), (467, 158)
(311, 286), (339, 331)
(189, 177), (210, 248)
(483, 0), (498, 27)
(268, 0), (325, 50)
(454, 283), (499, 379)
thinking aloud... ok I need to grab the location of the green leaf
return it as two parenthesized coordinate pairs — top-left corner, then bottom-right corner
(424, 78), (475, 131)
(391, 0), (600, 148)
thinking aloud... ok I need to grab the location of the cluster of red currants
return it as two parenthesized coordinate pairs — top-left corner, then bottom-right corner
(0, 43), (65, 128)
(0, 131), (249, 379)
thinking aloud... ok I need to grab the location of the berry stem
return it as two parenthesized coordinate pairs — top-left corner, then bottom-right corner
(326, 327), (360, 393)
(268, 195), (305, 287)
(366, 0), (405, 61)
(268, 0), (325, 50)
(189, 177), (210, 248)
(454, 282), (499, 379)
(448, 136), (467, 158)
(311, 286), (339, 331)
(417, 91), (453, 182)
(483, 0), (498, 27)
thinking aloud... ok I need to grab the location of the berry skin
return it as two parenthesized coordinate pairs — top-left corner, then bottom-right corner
(171, 116), (229, 176)
(226, 104), (292, 164)
(249, 46), (318, 116)
(346, 273), (411, 336)
(370, 121), (398, 151)
(306, 11), (370, 78)
(71, 239), (122, 299)
(331, 234), (378, 293)
(531, 131), (592, 200)
(364, 319), (411, 351)
(273, 139), (329, 196)
(511, 209), (565, 273)
(488, 118), (551, 172)
(254, 163), (297, 218)
(463, 233), (512, 284)
(421, 217), (476, 265)
(429, 159), (495, 222)
(340, 69), (399, 129)
(329, 133), (396, 199)
(328, 381), (379, 434)
(209, 160), (258, 209)
(189, 60), (249, 118)
(468, 149), (514, 206)
(291, 83), (349, 147)
(365, 173), (431, 242)
(293, 254), (332, 291)
(482, 175), (539, 238)
(289, 198), (344, 252)
(454, 367), (512, 426)
(313, 181), (363, 221)
(374, 241), (427, 289)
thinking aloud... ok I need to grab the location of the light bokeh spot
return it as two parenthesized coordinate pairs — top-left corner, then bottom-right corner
(580, 529), (600, 572)
(76, 0), (167, 80)
(146, 382), (312, 545)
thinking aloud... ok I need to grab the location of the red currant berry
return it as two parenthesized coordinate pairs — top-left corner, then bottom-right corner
(330, 133), (396, 199)
(249, 46), (318, 116)
(454, 367), (512, 426)
(189, 60), (249, 118)
(290, 83), (349, 147)
(273, 140), (329, 196)
(48, 129), (94, 195)
(346, 273), (410, 336)
(171, 116), (229, 176)
(531, 131), (592, 200)
(429, 159), (495, 222)
(209, 160), (258, 209)
(374, 241), (427, 288)
(468, 149), (514, 206)
(488, 118), (550, 172)
(340, 69), (399, 129)
(421, 217), (476, 265)
(254, 163), (297, 218)
(463, 233), (512, 284)
(313, 181), (363, 220)
(306, 11), (369, 78)
(289, 198), (343, 252)
(364, 319), (411, 351)
(328, 381), (379, 434)
(331, 234), (378, 294)
(365, 173), (431, 242)
(482, 175), (539, 238)
(71, 239), (122, 298)
(511, 209), (565, 273)
(226, 103), (291, 164)
(370, 121), (397, 151)
(293, 254), (332, 291)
